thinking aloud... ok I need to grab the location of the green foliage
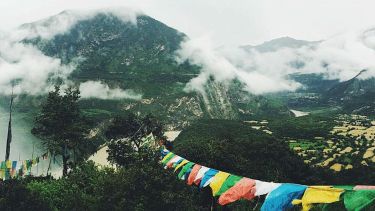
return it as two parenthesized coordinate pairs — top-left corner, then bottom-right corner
(32, 86), (91, 175)
(106, 113), (164, 166)
(268, 115), (334, 139)
(288, 140), (326, 150)
(173, 119), (320, 184)
(26, 161), (206, 211)
(0, 179), (50, 210)
(28, 178), (92, 210)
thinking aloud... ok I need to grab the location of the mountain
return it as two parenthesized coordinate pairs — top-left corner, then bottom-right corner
(241, 37), (319, 53)
(289, 73), (340, 93)
(24, 11), (191, 97)
(13, 10), (290, 129)
(325, 70), (375, 115)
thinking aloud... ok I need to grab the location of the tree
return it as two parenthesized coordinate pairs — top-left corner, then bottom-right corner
(105, 113), (164, 167)
(0, 179), (50, 211)
(32, 85), (89, 176)
(27, 161), (206, 211)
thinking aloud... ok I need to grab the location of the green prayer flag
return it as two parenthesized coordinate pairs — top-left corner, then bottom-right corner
(161, 153), (175, 165)
(177, 162), (194, 179)
(0, 161), (6, 170)
(216, 175), (243, 196)
(343, 190), (375, 211)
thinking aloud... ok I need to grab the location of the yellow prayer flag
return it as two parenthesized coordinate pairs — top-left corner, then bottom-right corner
(292, 186), (344, 211)
(6, 160), (11, 169)
(210, 171), (230, 196)
(161, 152), (174, 163)
(174, 160), (189, 172)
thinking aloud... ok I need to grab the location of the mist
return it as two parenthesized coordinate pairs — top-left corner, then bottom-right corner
(79, 81), (142, 100)
(0, 8), (142, 99)
(176, 27), (375, 95)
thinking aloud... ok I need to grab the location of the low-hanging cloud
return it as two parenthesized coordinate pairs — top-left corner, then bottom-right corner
(176, 27), (375, 95)
(0, 32), (74, 95)
(175, 37), (301, 95)
(14, 8), (141, 41)
(0, 8), (141, 97)
(79, 81), (142, 100)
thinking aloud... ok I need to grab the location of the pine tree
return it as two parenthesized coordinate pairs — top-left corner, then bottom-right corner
(32, 85), (88, 176)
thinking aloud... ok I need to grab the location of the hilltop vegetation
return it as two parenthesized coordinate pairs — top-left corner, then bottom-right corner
(173, 119), (320, 184)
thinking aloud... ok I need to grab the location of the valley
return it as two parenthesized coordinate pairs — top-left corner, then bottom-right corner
(0, 7), (374, 210)
(288, 114), (375, 171)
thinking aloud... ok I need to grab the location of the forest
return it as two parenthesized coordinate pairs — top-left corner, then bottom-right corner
(0, 86), (374, 210)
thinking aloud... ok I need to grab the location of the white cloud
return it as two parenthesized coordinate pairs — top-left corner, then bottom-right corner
(0, 32), (74, 95)
(3, 0), (375, 46)
(176, 27), (375, 95)
(14, 8), (140, 40)
(79, 81), (142, 100)
(175, 37), (301, 95)
(0, 8), (141, 96)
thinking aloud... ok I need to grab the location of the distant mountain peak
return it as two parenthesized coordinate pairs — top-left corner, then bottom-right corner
(241, 36), (320, 53)
(354, 69), (368, 79)
(18, 8), (141, 40)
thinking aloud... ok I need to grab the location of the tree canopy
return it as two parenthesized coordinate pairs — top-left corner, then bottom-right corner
(32, 86), (90, 175)
(105, 113), (164, 167)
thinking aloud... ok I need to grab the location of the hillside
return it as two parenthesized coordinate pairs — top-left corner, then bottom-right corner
(241, 37), (319, 53)
(5, 10), (373, 130)
(173, 119), (319, 184)
(325, 70), (375, 115)
(11, 10), (290, 129)
(24, 11), (191, 97)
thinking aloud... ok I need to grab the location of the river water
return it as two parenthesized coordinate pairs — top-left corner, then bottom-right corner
(0, 107), (62, 177)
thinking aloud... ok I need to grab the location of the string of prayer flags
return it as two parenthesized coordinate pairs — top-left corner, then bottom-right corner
(0, 152), (47, 180)
(160, 149), (375, 210)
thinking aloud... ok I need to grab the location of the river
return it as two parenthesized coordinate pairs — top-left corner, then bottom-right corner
(0, 107), (61, 177)
(290, 109), (310, 117)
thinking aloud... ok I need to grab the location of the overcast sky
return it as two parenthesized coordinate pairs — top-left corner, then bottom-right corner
(1, 0), (375, 46)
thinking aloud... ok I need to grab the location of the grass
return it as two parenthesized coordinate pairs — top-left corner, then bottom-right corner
(289, 139), (326, 150)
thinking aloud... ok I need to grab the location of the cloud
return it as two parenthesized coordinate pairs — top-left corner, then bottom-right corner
(79, 81), (142, 100)
(0, 8), (141, 96)
(295, 30), (375, 81)
(14, 8), (141, 40)
(0, 32), (74, 95)
(176, 28), (375, 95)
(175, 37), (301, 95)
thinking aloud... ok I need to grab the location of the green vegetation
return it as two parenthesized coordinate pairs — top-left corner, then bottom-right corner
(268, 114), (335, 139)
(32, 86), (93, 176)
(0, 162), (206, 211)
(288, 139), (326, 151)
(105, 113), (164, 166)
(173, 119), (320, 184)
(1, 114), (375, 210)
(0, 11), (374, 211)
